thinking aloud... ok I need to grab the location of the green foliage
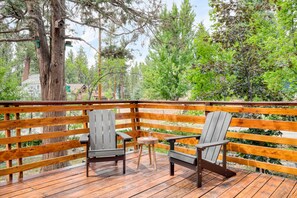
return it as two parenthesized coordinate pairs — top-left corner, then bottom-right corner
(66, 50), (80, 84)
(230, 128), (282, 172)
(188, 23), (235, 100)
(247, 0), (297, 100)
(66, 47), (102, 100)
(0, 43), (21, 100)
(22, 139), (42, 147)
(142, 0), (195, 101)
(209, 0), (280, 101)
(126, 64), (142, 100)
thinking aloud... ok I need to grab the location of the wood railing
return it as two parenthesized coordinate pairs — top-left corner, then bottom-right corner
(1, 100), (297, 183)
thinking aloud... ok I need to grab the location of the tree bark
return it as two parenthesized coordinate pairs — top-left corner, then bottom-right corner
(26, 0), (69, 172)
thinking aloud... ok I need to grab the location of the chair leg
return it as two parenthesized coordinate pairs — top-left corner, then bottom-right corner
(170, 162), (174, 176)
(137, 144), (143, 169)
(197, 149), (202, 188)
(123, 157), (126, 174)
(86, 161), (89, 177)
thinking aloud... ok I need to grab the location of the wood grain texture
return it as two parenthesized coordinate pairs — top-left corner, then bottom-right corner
(0, 128), (89, 144)
(0, 153), (295, 198)
(138, 104), (297, 116)
(139, 122), (297, 146)
(0, 104), (135, 114)
(0, 153), (85, 176)
(0, 140), (82, 161)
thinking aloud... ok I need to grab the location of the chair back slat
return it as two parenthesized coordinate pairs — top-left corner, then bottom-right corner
(199, 111), (232, 163)
(89, 110), (116, 150)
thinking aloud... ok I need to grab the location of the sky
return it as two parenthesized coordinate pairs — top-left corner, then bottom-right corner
(66, 0), (211, 67)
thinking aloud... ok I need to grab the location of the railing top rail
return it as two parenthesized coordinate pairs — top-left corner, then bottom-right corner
(0, 100), (297, 106)
(137, 100), (297, 106)
(0, 100), (138, 106)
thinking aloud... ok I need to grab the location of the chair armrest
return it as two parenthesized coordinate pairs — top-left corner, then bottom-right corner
(196, 140), (229, 150)
(165, 135), (201, 142)
(79, 134), (89, 144)
(116, 132), (133, 141)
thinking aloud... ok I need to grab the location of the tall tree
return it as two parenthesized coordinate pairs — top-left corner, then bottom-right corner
(254, 0), (297, 100)
(209, 0), (277, 101)
(0, 0), (161, 171)
(0, 42), (21, 100)
(188, 23), (234, 100)
(143, 0), (195, 100)
(65, 50), (79, 84)
(101, 44), (133, 100)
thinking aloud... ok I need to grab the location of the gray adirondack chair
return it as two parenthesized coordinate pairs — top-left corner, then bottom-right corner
(166, 111), (236, 187)
(80, 110), (132, 176)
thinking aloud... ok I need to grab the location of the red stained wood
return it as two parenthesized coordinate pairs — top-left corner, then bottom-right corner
(0, 153), (294, 198)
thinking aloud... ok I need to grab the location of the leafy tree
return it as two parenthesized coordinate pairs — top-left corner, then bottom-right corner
(0, 38), (21, 100)
(143, 0), (195, 100)
(65, 50), (79, 84)
(251, 0), (297, 100)
(209, 0), (278, 101)
(127, 64), (142, 100)
(0, 0), (161, 171)
(188, 23), (234, 100)
(101, 43), (133, 100)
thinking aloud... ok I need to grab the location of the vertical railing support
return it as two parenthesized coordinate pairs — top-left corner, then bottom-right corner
(130, 101), (140, 151)
(15, 105), (23, 180)
(82, 107), (88, 129)
(82, 105), (89, 155)
(4, 105), (13, 182)
(204, 102), (212, 116)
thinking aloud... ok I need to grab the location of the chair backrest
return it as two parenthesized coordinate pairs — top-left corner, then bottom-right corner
(199, 111), (232, 163)
(88, 110), (116, 151)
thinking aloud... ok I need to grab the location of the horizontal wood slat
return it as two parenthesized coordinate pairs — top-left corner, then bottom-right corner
(0, 128), (89, 145)
(137, 104), (205, 111)
(138, 122), (202, 134)
(227, 142), (297, 162)
(154, 143), (297, 176)
(206, 106), (297, 116)
(0, 153), (86, 176)
(0, 113), (134, 130)
(137, 113), (297, 132)
(231, 118), (297, 132)
(141, 131), (297, 162)
(0, 116), (87, 131)
(0, 104), (136, 114)
(227, 131), (297, 146)
(137, 112), (205, 123)
(226, 156), (297, 176)
(139, 122), (297, 146)
(0, 123), (132, 145)
(137, 104), (297, 116)
(0, 140), (82, 161)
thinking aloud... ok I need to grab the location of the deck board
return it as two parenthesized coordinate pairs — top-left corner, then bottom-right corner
(0, 152), (296, 198)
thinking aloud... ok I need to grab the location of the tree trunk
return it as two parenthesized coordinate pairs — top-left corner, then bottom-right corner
(22, 56), (30, 81)
(26, 0), (69, 172)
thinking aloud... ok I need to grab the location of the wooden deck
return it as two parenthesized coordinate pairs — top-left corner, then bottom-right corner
(1, 152), (296, 198)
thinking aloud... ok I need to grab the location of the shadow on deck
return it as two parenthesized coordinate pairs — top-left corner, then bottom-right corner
(0, 153), (296, 198)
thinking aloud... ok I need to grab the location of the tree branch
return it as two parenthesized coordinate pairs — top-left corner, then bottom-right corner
(0, 38), (33, 42)
(64, 36), (98, 52)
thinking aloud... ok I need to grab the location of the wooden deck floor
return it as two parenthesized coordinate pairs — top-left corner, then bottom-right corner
(1, 152), (297, 198)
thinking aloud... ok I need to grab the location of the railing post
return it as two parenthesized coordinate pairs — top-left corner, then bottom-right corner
(15, 105), (23, 180)
(205, 102), (212, 116)
(82, 107), (88, 129)
(130, 101), (140, 151)
(82, 105), (88, 155)
(4, 105), (13, 182)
